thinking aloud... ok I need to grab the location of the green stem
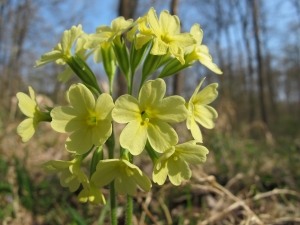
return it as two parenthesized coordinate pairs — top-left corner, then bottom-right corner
(110, 181), (117, 225)
(123, 148), (134, 225)
(126, 194), (133, 225)
(106, 129), (117, 225)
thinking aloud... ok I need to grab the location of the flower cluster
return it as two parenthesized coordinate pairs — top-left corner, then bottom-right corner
(16, 7), (221, 204)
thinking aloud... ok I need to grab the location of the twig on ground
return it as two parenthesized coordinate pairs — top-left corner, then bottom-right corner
(138, 192), (158, 225)
(158, 197), (172, 225)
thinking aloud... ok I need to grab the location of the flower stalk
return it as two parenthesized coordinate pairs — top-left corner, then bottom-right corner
(17, 7), (222, 224)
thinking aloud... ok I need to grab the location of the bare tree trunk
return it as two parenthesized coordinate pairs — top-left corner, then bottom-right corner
(214, 1), (226, 98)
(250, 0), (267, 124)
(235, 0), (256, 122)
(171, 0), (183, 95)
(117, 0), (138, 97)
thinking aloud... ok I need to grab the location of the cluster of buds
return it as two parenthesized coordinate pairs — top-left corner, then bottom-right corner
(17, 7), (222, 205)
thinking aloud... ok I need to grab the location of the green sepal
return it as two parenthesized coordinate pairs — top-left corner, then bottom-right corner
(113, 36), (130, 81)
(105, 128), (115, 159)
(130, 38), (151, 76)
(101, 42), (116, 92)
(39, 111), (52, 122)
(141, 42), (163, 85)
(66, 54), (102, 95)
(90, 146), (104, 176)
(145, 140), (159, 164)
(158, 57), (192, 78)
(44, 106), (53, 112)
(157, 51), (173, 68)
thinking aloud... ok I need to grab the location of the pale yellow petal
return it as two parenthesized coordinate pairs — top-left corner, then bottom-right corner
(154, 96), (188, 123)
(190, 116), (203, 142)
(147, 8), (161, 35)
(194, 105), (218, 129)
(68, 178), (80, 192)
(138, 78), (166, 109)
(111, 16), (134, 34)
(147, 119), (178, 153)
(168, 157), (191, 186)
(131, 167), (152, 192)
(28, 86), (36, 100)
(51, 106), (85, 133)
(115, 173), (136, 196)
(60, 169), (78, 188)
(169, 45), (185, 64)
(150, 38), (169, 55)
(135, 33), (152, 49)
(93, 47), (102, 63)
(152, 160), (168, 185)
(190, 23), (203, 46)
(61, 24), (83, 55)
(17, 118), (37, 142)
(16, 92), (37, 117)
(171, 33), (196, 48)
(91, 160), (119, 187)
(68, 83), (95, 115)
(95, 93), (114, 120)
(92, 120), (112, 146)
(65, 128), (93, 154)
(194, 83), (218, 105)
(84, 34), (108, 49)
(190, 78), (205, 103)
(175, 142), (209, 164)
(159, 10), (180, 35)
(35, 51), (64, 67)
(58, 67), (73, 83)
(119, 120), (148, 155)
(112, 94), (141, 123)
(199, 57), (223, 74)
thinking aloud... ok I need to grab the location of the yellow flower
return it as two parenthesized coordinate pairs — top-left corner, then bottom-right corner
(185, 24), (222, 74)
(78, 181), (106, 205)
(42, 157), (89, 192)
(84, 17), (134, 50)
(153, 141), (209, 186)
(51, 83), (114, 155)
(128, 14), (154, 49)
(35, 24), (83, 67)
(58, 34), (92, 82)
(186, 78), (218, 142)
(147, 8), (196, 64)
(91, 159), (152, 196)
(16, 86), (51, 142)
(112, 78), (188, 155)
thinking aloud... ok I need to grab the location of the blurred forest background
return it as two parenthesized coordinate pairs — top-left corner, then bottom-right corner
(0, 0), (300, 224)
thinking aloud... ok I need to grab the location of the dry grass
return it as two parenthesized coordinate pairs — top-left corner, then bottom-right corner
(1, 100), (300, 224)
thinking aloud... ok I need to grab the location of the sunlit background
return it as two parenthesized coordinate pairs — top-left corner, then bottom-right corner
(1, 0), (300, 224)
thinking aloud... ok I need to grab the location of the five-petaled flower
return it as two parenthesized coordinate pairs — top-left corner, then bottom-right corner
(16, 86), (51, 142)
(91, 159), (152, 196)
(51, 83), (114, 155)
(112, 78), (188, 155)
(35, 24), (83, 67)
(78, 181), (106, 205)
(141, 7), (196, 64)
(186, 78), (218, 142)
(185, 24), (222, 74)
(84, 16), (134, 50)
(153, 141), (209, 185)
(42, 157), (89, 193)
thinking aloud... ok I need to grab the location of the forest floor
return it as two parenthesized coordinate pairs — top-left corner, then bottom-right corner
(1, 116), (300, 225)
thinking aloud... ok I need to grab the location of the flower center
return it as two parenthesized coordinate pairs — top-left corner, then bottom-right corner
(87, 116), (97, 126)
(161, 33), (173, 44)
(140, 111), (150, 125)
(119, 163), (134, 176)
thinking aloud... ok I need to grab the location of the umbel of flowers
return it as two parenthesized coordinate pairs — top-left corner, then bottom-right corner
(16, 7), (222, 225)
